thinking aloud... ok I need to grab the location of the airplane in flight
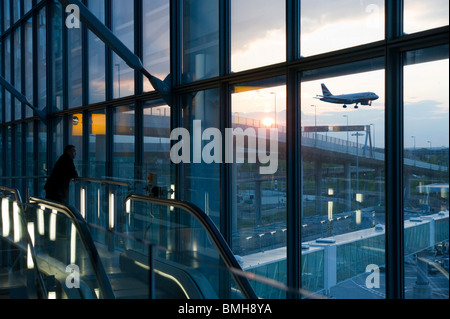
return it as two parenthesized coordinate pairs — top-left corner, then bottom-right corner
(315, 83), (379, 109)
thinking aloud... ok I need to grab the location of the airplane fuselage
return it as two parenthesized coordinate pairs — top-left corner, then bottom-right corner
(319, 92), (379, 105)
(316, 84), (379, 108)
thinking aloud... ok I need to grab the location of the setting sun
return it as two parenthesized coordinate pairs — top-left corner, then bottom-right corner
(262, 117), (275, 127)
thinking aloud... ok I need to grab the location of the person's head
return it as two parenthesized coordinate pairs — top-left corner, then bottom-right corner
(64, 145), (77, 159)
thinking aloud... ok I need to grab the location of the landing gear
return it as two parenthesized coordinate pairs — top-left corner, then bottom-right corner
(354, 104), (359, 109)
(343, 105), (347, 108)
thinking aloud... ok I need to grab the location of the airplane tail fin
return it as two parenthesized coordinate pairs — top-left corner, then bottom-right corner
(321, 83), (333, 97)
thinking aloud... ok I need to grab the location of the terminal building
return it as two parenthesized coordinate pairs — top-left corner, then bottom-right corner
(0, 0), (449, 300)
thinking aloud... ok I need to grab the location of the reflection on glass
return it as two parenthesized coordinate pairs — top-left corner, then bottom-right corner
(231, 77), (287, 298)
(181, 0), (219, 83)
(143, 0), (170, 92)
(112, 0), (134, 98)
(301, 61), (385, 298)
(300, 0), (384, 57)
(231, 0), (285, 72)
(404, 0), (449, 34)
(113, 105), (135, 179)
(403, 47), (449, 299)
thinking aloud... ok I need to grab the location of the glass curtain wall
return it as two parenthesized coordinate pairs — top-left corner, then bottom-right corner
(0, 0), (448, 300)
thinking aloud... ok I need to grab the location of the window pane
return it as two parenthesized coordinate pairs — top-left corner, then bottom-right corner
(37, 8), (46, 111)
(404, 0), (449, 34)
(301, 59), (385, 298)
(0, 130), (3, 176)
(53, 3), (63, 111)
(403, 46), (449, 299)
(24, 18), (33, 118)
(88, 110), (106, 178)
(143, 0), (170, 92)
(143, 100), (171, 190)
(231, 0), (285, 72)
(88, 0), (106, 103)
(112, 0), (134, 98)
(67, 20), (82, 108)
(301, 0), (384, 57)
(69, 114), (84, 171)
(3, 0), (10, 31)
(25, 122), (34, 191)
(231, 77), (287, 298)
(12, 0), (20, 24)
(181, 0), (219, 83)
(14, 28), (21, 120)
(24, 0), (33, 14)
(180, 88), (221, 226)
(14, 124), (22, 179)
(4, 35), (11, 122)
(113, 105), (135, 179)
(38, 122), (47, 197)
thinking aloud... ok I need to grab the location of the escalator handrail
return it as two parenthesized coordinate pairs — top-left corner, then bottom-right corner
(124, 194), (258, 299)
(0, 185), (23, 203)
(28, 197), (116, 299)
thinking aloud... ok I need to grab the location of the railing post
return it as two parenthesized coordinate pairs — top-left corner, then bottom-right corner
(149, 244), (155, 299)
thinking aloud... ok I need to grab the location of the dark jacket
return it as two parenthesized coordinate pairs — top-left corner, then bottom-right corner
(44, 153), (78, 204)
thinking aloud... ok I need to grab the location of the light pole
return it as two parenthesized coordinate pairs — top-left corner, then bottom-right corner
(370, 123), (375, 151)
(352, 132), (364, 208)
(270, 92), (277, 128)
(311, 104), (317, 141)
(115, 63), (121, 98)
(427, 140), (432, 169)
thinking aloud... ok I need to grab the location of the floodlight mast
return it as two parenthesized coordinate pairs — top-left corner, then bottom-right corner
(0, 74), (48, 125)
(58, 0), (172, 106)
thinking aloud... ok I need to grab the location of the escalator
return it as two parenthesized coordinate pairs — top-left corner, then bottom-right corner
(1, 186), (257, 299)
(0, 187), (46, 299)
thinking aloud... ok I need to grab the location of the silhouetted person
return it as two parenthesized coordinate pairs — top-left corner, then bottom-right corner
(44, 145), (79, 205)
